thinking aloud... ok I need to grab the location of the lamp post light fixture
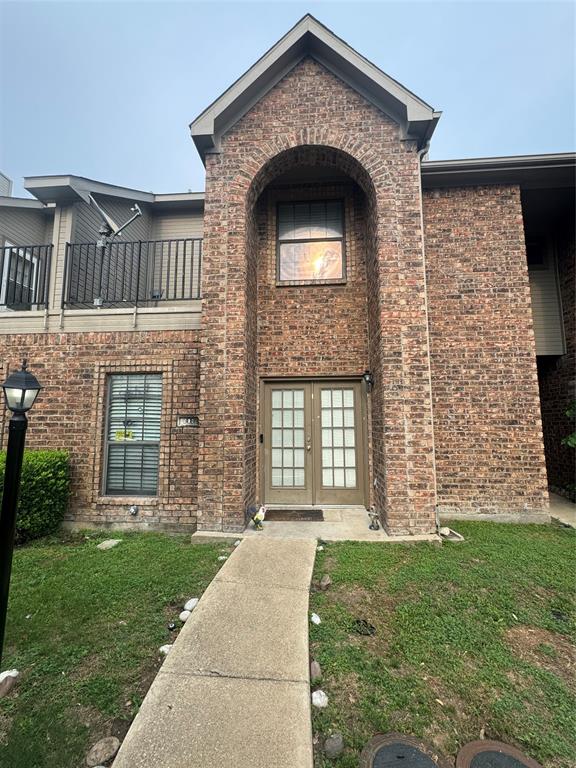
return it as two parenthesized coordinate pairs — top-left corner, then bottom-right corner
(0, 360), (41, 669)
(362, 370), (374, 393)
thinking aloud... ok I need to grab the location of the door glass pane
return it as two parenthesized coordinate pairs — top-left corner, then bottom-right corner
(320, 388), (357, 488)
(270, 388), (306, 488)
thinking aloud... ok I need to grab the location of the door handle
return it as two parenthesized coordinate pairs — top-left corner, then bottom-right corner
(306, 444), (311, 452)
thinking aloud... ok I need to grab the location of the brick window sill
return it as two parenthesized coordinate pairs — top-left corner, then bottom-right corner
(275, 278), (347, 288)
(96, 496), (160, 506)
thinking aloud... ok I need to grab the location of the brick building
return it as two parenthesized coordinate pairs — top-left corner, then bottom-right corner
(1, 16), (574, 534)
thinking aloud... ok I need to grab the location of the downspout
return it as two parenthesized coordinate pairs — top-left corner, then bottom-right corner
(417, 140), (440, 534)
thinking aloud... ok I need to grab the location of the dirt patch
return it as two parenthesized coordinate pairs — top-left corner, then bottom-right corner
(506, 625), (576, 690)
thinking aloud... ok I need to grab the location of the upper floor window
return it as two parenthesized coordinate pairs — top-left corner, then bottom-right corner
(277, 201), (345, 284)
(104, 373), (162, 496)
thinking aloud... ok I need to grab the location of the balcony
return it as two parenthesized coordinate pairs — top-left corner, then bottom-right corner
(62, 238), (202, 309)
(0, 244), (53, 311)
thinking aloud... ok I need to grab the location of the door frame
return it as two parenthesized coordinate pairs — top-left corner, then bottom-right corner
(259, 376), (369, 507)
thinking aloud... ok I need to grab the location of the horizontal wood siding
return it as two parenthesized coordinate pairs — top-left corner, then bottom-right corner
(150, 210), (204, 240)
(149, 212), (203, 300)
(0, 208), (53, 246)
(529, 263), (565, 355)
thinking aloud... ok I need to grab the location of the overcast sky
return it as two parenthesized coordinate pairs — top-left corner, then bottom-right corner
(1, 1), (574, 197)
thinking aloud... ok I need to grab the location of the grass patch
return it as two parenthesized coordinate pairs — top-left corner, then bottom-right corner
(310, 521), (576, 767)
(0, 530), (229, 768)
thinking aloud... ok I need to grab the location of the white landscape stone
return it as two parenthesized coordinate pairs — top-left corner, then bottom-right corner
(159, 644), (173, 655)
(179, 610), (191, 623)
(218, 555), (228, 561)
(311, 689), (329, 708)
(310, 613), (321, 625)
(0, 669), (19, 698)
(183, 597), (199, 612)
(316, 545), (324, 551)
(234, 539), (241, 547)
(96, 539), (122, 550)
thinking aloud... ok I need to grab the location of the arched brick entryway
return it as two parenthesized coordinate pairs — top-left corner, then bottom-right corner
(196, 60), (437, 534)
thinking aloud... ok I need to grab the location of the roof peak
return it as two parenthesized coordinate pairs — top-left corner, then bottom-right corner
(190, 15), (440, 160)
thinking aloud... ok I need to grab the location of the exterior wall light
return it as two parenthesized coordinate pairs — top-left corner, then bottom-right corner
(0, 359), (42, 668)
(362, 370), (374, 392)
(2, 360), (42, 413)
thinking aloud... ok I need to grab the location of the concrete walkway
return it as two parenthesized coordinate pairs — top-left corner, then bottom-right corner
(550, 492), (576, 528)
(113, 536), (316, 768)
(193, 506), (440, 543)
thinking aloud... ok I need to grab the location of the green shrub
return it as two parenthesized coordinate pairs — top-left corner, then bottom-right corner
(0, 450), (70, 543)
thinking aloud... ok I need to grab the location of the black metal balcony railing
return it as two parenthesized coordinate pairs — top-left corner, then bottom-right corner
(62, 238), (202, 309)
(0, 244), (53, 310)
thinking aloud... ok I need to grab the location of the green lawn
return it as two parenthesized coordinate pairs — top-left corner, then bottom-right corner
(310, 521), (576, 767)
(0, 531), (228, 768)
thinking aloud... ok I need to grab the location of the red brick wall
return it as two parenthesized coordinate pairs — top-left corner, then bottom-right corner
(256, 183), (369, 378)
(0, 331), (201, 530)
(537, 219), (576, 498)
(197, 57), (437, 534)
(423, 186), (549, 519)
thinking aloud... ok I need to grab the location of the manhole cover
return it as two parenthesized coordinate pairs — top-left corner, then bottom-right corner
(360, 734), (451, 768)
(456, 741), (543, 768)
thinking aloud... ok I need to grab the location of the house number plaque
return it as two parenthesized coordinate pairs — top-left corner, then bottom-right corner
(177, 415), (199, 428)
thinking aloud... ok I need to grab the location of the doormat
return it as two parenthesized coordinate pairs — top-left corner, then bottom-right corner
(265, 509), (324, 522)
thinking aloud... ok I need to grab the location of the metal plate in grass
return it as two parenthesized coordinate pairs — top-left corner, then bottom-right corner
(360, 734), (452, 767)
(456, 741), (543, 768)
(265, 509), (324, 521)
(352, 618), (376, 636)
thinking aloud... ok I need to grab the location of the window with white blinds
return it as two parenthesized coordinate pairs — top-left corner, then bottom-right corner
(104, 374), (162, 495)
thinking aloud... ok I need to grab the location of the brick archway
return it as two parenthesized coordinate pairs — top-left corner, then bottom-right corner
(196, 67), (437, 534)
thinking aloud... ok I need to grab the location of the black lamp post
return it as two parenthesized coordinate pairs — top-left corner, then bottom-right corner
(0, 360), (41, 669)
